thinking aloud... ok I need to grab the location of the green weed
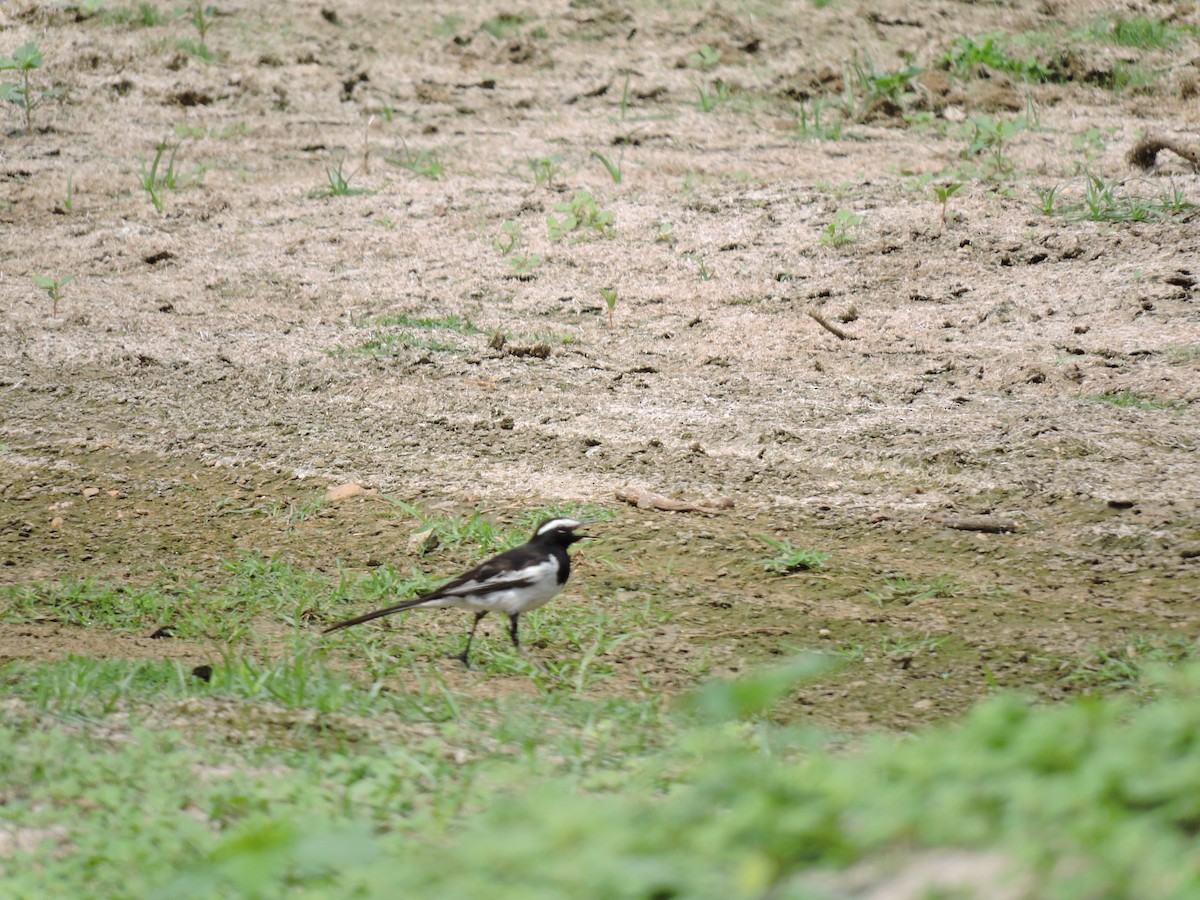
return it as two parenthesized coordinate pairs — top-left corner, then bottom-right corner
(1039, 174), (1193, 222)
(1059, 635), (1198, 694)
(547, 190), (615, 240)
(174, 122), (251, 140)
(137, 141), (205, 211)
(686, 254), (712, 280)
(1083, 389), (1168, 411)
(527, 154), (566, 188)
(368, 312), (482, 334)
(694, 78), (732, 112)
(1097, 61), (1162, 92)
(1165, 344), (1200, 365)
(865, 575), (961, 606)
(387, 142), (443, 179)
(1085, 14), (1198, 49)
(383, 502), (520, 559)
(493, 219), (524, 255)
(793, 99), (843, 140)
(308, 156), (371, 198)
(933, 181), (962, 226)
(818, 208), (864, 247)
(961, 115), (1027, 179)
(1070, 126), (1111, 173)
(592, 150), (623, 184)
(940, 36), (1051, 82)
(599, 288), (618, 328)
(685, 44), (721, 70)
(755, 535), (830, 574)
(481, 13), (528, 40)
(0, 42), (59, 135)
(32, 273), (76, 316)
(839, 55), (921, 121)
(507, 253), (542, 278)
(103, 1), (167, 27)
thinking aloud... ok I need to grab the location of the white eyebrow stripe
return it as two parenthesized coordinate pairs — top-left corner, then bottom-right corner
(536, 517), (581, 536)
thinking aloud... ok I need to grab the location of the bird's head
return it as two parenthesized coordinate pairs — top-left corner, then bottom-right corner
(532, 516), (595, 546)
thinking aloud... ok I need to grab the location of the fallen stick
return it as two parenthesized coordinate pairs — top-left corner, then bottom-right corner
(616, 485), (734, 514)
(934, 514), (1019, 534)
(808, 310), (857, 341)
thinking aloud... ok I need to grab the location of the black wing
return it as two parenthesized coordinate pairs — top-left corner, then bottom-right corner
(322, 542), (539, 633)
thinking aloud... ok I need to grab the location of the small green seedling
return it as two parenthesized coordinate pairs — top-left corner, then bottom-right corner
(0, 42), (59, 135)
(695, 78), (731, 112)
(528, 154), (565, 188)
(308, 156), (371, 198)
(59, 169), (74, 213)
(656, 221), (674, 243)
(686, 254), (712, 281)
(599, 288), (618, 328)
(686, 44), (721, 70)
(387, 142), (443, 179)
(1035, 184), (1059, 216)
(963, 115), (1027, 179)
(933, 182), (962, 226)
(795, 99), (843, 140)
(494, 220), (523, 255)
(33, 273), (76, 316)
(138, 142), (174, 212)
(819, 209), (864, 247)
(508, 253), (542, 278)
(176, 2), (219, 62)
(756, 535), (830, 574)
(547, 190), (614, 240)
(592, 150), (623, 184)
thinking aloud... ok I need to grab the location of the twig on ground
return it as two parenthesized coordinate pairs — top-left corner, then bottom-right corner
(808, 310), (857, 341)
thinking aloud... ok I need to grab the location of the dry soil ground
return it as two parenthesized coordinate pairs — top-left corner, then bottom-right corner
(2, 0), (1199, 729)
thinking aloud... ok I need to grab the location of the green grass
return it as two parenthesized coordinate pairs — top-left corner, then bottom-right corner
(940, 35), (1052, 81)
(1057, 635), (1200, 696)
(386, 142), (444, 179)
(1165, 344), (1200, 365)
(3, 512), (1200, 896)
(547, 190), (615, 241)
(818, 208), (864, 247)
(7, 645), (1200, 896)
(332, 313), (484, 356)
(1083, 389), (1170, 411)
(1036, 174), (1195, 223)
(865, 575), (961, 606)
(756, 535), (830, 574)
(1084, 14), (1199, 49)
(793, 99), (844, 140)
(137, 141), (207, 212)
(307, 157), (372, 199)
(365, 312), (483, 334)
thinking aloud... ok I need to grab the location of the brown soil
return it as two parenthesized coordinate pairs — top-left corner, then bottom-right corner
(2, 0), (1199, 730)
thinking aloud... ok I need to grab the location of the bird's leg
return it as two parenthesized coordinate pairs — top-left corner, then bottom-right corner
(508, 614), (545, 671)
(452, 611), (488, 667)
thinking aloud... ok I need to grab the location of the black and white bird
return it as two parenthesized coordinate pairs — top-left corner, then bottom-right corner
(323, 517), (593, 666)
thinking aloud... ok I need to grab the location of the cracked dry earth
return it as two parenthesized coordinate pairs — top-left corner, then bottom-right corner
(2, 0), (1199, 728)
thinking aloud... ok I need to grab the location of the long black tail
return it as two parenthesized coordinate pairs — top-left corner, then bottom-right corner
(322, 594), (436, 634)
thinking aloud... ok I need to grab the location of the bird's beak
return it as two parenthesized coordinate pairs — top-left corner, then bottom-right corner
(573, 518), (600, 539)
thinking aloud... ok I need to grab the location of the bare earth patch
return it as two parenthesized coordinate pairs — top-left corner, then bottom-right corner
(1, 0), (1198, 729)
